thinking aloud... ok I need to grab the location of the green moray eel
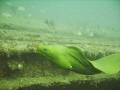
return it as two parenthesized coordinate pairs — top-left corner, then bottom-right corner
(36, 45), (120, 75)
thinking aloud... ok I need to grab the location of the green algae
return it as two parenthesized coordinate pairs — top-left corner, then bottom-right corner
(0, 21), (120, 89)
(0, 50), (120, 90)
(0, 72), (120, 90)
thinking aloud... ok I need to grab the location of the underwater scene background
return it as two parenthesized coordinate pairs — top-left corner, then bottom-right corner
(0, 0), (120, 90)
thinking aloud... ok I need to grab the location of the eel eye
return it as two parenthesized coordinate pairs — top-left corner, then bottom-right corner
(44, 48), (47, 51)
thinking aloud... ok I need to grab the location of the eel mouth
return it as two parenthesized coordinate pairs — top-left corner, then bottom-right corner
(36, 49), (45, 55)
(36, 49), (50, 59)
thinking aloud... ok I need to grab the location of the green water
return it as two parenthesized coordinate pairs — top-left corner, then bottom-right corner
(0, 0), (120, 90)
(0, 0), (120, 37)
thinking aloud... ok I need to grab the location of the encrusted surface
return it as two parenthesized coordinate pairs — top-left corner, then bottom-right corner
(0, 19), (120, 90)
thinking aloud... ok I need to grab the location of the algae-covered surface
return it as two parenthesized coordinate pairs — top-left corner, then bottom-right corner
(0, 1), (120, 89)
(0, 16), (120, 90)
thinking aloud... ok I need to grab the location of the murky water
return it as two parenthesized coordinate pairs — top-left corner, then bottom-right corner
(0, 0), (120, 90)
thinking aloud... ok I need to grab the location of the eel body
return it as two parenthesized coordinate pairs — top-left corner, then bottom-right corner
(36, 45), (120, 75)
